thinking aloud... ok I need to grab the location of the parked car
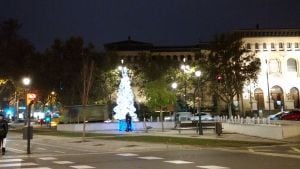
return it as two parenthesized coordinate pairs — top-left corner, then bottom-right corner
(281, 110), (300, 120)
(190, 112), (214, 121)
(164, 112), (193, 121)
(267, 111), (289, 120)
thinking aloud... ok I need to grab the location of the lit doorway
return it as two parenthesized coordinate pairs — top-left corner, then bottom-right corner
(271, 85), (284, 110)
(254, 88), (264, 110)
(290, 87), (300, 108)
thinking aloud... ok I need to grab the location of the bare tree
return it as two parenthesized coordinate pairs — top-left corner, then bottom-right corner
(81, 54), (95, 142)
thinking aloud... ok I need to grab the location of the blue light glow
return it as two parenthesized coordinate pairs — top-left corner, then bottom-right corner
(118, 120), (135, 131)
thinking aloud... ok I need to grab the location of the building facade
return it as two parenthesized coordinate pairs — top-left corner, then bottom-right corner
(236, 29), (300, 113)
(105, 29), (300, 114)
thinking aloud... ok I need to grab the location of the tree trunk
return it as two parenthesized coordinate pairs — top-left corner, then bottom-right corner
(228, 102), (233, 118)
(240, 93), (245, 117)
(160, 106), (164, 132)
(82, 114), (86, 142)
(81, 58), (95, 142)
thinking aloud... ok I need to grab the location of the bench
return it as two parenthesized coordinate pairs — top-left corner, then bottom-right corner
(176, 121), (222, 136)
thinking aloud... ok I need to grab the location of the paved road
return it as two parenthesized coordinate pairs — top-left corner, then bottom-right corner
(1, 133), (300, 169)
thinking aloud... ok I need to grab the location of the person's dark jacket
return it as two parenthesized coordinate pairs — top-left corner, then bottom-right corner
(0, 119), (8, 139)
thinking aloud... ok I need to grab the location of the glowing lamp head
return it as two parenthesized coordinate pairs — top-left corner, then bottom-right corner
(22, 77), (31, 86)
(51, 91), (55, 95)
(171, 82), (178, 89)
(195, 70), (201, 77)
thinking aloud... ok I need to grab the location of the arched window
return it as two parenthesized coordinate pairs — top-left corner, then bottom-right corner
(269, 59), (280, 73)
(246, 43), (251, 50)
(255, 43), (259, 50)
(290, 87), (300, 108)
(254, 88), (264, 110)
(271, 85), (284, 109)
(263, 43), (267, 50)
(287, 58), (297, 72)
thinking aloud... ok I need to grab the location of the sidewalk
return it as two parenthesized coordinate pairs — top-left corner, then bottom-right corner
(89, 129), (288, 144)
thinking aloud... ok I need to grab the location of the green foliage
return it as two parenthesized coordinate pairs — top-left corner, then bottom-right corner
(204, 33), (261, 115)
(144, 78), (176, 111)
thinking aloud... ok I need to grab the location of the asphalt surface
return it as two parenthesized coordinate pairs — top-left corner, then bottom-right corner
(1, 132), (300, 169)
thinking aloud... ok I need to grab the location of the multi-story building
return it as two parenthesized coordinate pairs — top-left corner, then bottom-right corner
(236, 28), (300, 113)
(105, 28), (300, 115)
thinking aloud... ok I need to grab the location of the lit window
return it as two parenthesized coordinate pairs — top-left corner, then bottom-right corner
(255, 43), (259, 50)
(287, 58), (297, 72)
(279, 42), (284, 49)
(263, 43), (267, 50)
(271, 43), (275, 50)
(246, 43), (251, 50)
(287, 42), (291, 49)
(269, 59), (280, 73)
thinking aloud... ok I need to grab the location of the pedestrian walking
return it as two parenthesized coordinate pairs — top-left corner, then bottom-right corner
(125, 113), (132, 132)
(0, 114), (8, 155)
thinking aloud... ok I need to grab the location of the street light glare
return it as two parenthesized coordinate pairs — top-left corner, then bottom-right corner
(171, 82), (178, 89)
(180, 65), (185, 70)
(118, 66), (123, 71)
(195, 70), (201, 77)
(22, 77), (31, 86)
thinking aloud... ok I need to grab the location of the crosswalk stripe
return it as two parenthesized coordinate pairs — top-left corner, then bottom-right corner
(196, 165), (230, 169)
(14, 167), (52, 169)
(291, 147), (300, 153)
(164, 160), (194, 164)
(70, 165), (95, 169)
(0, 162), (38, 167)
(6, 147), (26, 153)
(138, 156), (164, 160)
(0, 159), (23, 163)
(116, 153), (138, 157)
(39, 157), (57, 160)
(37, 147), (47, 150)
(54, 150), (65, 153)
(53, 161), (74, 164)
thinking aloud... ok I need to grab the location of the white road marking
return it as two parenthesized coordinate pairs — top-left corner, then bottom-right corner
(37, 147), (47, 150)
(39, 157), (57, 160)
(53, 161), (74, 164)
(15, 167), (52, 169)
(291, 147), (300, 153)
(32, 142), (97, 153)
(6, 147), (26, 153)
(0, 159), (23, 163)
(197, 165), (230, 169)
(138, 156), (164, 160)
(164, 160), (194, 164)
(54, 150), (66, 153)
(0, 162), (38, 167)
(116, 153), (138, 157)
(70, 165), (95, 169)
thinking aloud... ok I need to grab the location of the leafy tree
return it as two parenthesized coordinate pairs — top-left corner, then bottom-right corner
(144, 78), (176, 131)
(205, 33), (261, 117)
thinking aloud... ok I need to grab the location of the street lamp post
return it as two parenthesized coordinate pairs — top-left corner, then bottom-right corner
(180, 58), (190, 102)
(195, 71), (203, 135)
(171, 82), (178, 126)
(22, 77), (31, 154)
(265, 58), (271, 116)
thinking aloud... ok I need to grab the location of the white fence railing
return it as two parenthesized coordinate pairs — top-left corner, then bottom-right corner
(215, 116), (279, 126)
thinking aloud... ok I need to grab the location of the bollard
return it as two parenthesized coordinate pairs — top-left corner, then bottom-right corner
(215, 122), (222, 136)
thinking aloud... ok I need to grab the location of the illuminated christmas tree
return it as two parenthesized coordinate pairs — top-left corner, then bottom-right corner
(113, 67), (137, 122)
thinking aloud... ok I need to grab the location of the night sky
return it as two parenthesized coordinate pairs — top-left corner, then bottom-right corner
(1, 0), (300, 51)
